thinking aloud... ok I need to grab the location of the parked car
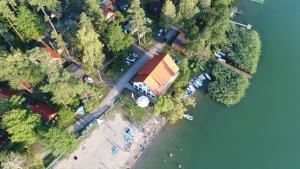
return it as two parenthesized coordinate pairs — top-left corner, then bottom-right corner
(157, 28), (165, 37)
(117, 0), (129, 11)
(83, 75), (94, 84)
(144, 17), (152, 24)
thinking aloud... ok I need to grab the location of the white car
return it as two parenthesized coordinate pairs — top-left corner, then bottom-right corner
(157, 29), (164, 37)
(144, 17), (152, 24)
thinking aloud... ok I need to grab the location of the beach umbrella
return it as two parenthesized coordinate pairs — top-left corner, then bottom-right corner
(136, 96), (150, 108)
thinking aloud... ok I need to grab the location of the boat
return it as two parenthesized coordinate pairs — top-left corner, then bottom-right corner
(183, 114), (194, 121)
(192, 81), (200, 88)
(194, 79), (203, 87)
(205, 73), (212, 80)
(219, 52), (226, 57)
(198, 74), (206, 81)
(214, 52), (222, 58)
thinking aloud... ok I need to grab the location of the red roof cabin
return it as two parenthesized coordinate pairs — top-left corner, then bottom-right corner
(42, 47), (62, 64)
(30, 104), (58, 123)
(0, 89), (17, 101)
(132, 53), (179, 99)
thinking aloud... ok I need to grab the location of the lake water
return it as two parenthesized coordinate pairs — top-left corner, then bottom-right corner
(135, 0), (300, 169)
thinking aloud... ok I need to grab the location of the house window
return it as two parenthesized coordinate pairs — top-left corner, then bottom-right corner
(138, 84), (142, 87)
(134, 84), (138, 88)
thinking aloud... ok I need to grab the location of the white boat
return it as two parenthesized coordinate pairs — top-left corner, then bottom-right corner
(192, 81), (200, 88)
(205, 73), (212, 80)
(219, 52), (226, 57)
(214, 52), (222, 58)
(183, 114), (194, 121)
(189, 84), (196, 92)
(194, 79), (203, 87)
(198, 74), (206, 81)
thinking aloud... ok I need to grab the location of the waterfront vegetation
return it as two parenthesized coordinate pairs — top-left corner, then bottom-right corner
(208, 63), (250, 106)
(225, 26), (261, 74)
(0, 0), (261, 167)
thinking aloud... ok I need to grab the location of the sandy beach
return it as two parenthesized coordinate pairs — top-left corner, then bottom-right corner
(53, 108), (166, 169)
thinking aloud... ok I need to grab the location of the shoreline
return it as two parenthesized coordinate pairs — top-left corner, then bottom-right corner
(52, 110), (167, 169)
(125, 116), (167, 169)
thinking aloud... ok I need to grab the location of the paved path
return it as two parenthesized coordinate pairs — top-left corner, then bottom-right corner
(68, 43), (165, 133)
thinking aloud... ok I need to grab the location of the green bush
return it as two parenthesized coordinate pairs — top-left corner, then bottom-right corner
(226, 26), (261, 74)
(208, 63), (250, 106)
(58, 108), (76, 128)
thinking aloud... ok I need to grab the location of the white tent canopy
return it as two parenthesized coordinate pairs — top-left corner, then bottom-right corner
(136, 96), (150, 108)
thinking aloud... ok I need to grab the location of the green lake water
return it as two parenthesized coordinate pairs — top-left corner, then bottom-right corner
(135, 0), (300, 169)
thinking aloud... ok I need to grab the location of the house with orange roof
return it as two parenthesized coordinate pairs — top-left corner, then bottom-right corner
(42, 47), (62, 64)
(132, 53), (180, 99)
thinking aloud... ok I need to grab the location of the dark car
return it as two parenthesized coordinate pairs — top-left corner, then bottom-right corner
(117, 0), (129, 11)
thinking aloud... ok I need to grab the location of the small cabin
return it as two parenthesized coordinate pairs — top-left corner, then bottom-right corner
(30, 104), (58, 124)
(172, 31), (186, 52)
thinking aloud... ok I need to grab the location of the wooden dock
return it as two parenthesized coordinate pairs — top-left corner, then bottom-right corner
(211, 57), (253, 79)
(230, 20), (252, 30)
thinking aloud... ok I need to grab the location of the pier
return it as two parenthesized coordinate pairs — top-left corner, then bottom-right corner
(211, 57), (253, 79)
(230, 20), (252, 30)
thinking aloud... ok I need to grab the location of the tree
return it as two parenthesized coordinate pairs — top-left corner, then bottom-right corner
(199, 0), (211, 7)
(84, 0), (106, 33)
(128, 0), (148, 44)
(173, 59), (191, 90)
(2, 109), (41, 144)
(58, 108), (76, 127)
(104, 22), (134, 53)
(153, 96), (174, 117)
(177, 0), (199, 26)
(41, 70), (99, 106)
(166, 102), (186, 124)
(14, 6), (46, 41)
(208, 63), (250, 106)
(0, 23), (15, 49)
(77, 13), (105, 74)
(51, 31), (70, 57)
(27, 0), (60, 33)
(183, 96), (196, 107)
(0, 96), (25, 115)
(160, 0), (176, 28)
(0, 0), (24, 41)
(39, 127), (77, 156)
(226, 26), (261, 74)
(0, 50), (45, 89)
(1, 152), (28, 169)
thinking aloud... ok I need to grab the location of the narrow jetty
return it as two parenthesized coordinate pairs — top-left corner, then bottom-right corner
(230, 20), (252, 30)
(211, 57), (252, 79)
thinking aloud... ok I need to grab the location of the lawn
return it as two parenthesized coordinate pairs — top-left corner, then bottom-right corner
(120, 95), (148, 125)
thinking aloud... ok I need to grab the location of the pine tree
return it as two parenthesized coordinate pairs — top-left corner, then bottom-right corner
(39, 127), (77, 156)
(84, 0), (106, 33)
(77, 13), (105, 74)
(27, 0), (60, 34)
(2, 109), (41, 144)
(128, 0), (148, 44)
(104, 22), (134, 53)
(0, 0), (24, 41)
(177, 0), (199, 25)
(0, 50), (45, 89)
(15, 6), (46, 41)
(0, 23), (15, 49)
(160, 0), (177, 29)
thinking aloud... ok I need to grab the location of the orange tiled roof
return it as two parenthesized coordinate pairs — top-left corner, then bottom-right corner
(133, 53), (179, 96)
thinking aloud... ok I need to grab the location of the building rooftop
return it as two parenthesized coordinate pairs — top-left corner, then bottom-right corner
(30, 104), (58, 123)
(133, 54), (179, 96)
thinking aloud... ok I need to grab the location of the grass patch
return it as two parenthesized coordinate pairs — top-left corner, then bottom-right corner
(120, 96), (147, 125)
